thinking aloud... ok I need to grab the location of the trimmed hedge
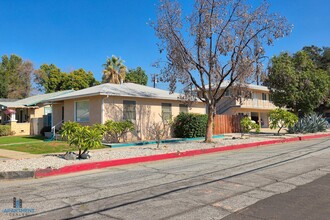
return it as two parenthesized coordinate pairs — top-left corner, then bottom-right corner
(0, 125), (12, 136)
(173, 112), (208, 138)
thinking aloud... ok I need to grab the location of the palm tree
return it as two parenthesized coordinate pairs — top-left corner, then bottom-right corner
(102, 55), (126, 84)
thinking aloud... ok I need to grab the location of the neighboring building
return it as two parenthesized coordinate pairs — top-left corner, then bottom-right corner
(0, 99), (18, 124)
(0, 91), (73, 136)
(48, 83), (206, 141)
(215, 81), (277, 128)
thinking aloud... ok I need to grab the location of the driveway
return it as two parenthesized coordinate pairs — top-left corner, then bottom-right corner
(0, 138), (329, 219)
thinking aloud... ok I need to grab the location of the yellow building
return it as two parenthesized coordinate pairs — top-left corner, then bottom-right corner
(0, 91), (73, 136)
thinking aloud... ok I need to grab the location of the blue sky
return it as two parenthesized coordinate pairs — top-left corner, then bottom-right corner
(0, 0), (329, 90)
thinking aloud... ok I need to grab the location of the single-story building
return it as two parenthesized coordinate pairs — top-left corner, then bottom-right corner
(48, 83), (206, 141)
(0, 91), (73, 136)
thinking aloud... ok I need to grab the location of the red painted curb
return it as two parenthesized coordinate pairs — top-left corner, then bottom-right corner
(34, 133), (330, 178)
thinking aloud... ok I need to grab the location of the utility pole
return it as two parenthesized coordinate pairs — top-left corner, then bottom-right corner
(151, 74), (158, 88)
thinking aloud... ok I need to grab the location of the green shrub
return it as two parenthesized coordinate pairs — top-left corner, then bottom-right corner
(173, 112), (208, 138)
(0, 125), (12, 136)
(61, 122), (104, 158)
(270, 108), (298, 134)
(60, 121), (80, 140)
(104, 120), (135, 143)
(288, 114), (329, 134)
(240, 117), (260, 134)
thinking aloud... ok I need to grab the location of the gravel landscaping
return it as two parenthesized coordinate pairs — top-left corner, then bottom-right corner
(0, 131), (329, 172)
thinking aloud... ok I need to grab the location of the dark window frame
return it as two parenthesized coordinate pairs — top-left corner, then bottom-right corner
(161, 103), (172, 120)
(179, 104), (188, 113)
(123, 100), (136, 120)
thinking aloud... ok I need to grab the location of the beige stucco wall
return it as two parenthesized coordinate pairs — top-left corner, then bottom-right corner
(103, 96), (205, 140)
(52, 103), (64, 128)
(29, 106), (49, 135)
(56, 95), (206, 141)
(62, 96), (103, 126)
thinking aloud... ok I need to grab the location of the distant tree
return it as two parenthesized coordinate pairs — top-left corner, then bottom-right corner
(62, 68), (99, 90)
(153, 0), (292, 142)
(264, 51), (330, 115)
(102, 55), (126, 84)
(124, 67), (148, 85)
(35, 65), (99, 92)
(0, 54), (33, 99)
(34, 64), (66, 93)
(302, 45), (330, 72)
(321, 47), (330, 72)
(302, 46), (330, 110)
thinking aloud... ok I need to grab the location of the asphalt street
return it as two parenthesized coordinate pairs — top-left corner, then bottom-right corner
(0, 138), (330, 220)
(224, 173), (330, 220)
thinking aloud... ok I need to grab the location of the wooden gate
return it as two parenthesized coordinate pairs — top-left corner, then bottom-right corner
(213, 115), (242, 134)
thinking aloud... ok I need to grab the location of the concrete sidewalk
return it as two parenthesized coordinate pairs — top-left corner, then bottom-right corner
(0, 148), (41, 159)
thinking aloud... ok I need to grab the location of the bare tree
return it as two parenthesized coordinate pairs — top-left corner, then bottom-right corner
(148, 114), (172, 148)
(153, 0), (292, 142)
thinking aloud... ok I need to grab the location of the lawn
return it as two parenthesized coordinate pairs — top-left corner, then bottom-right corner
(0, 136), (106, 154)
(0, 136), (45, 145)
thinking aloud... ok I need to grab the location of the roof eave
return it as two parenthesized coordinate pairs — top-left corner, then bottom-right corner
(48, 92), (102, 102)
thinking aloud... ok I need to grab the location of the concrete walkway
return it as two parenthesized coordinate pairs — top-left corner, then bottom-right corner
(0, 148), (41, 159)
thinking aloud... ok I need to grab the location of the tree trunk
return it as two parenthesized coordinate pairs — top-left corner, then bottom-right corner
(205, 104), (215, 143)
(78, 148), (82, 159)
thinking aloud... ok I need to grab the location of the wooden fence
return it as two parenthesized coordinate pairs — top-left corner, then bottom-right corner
(213, 115), (242, 134)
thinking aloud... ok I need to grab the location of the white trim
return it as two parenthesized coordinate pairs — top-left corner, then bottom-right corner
(51, 103), (53, 127)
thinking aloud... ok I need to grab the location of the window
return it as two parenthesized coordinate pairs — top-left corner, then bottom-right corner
(162, 103), (172, 120)
(75, 101), (90, 122)
(269, 94), (272, 102)
(179, 104), (188, 113)
(123, 100), (136, 120)
(44, 107), (52, 115)
(262, 93), (267, 101)
(225, 89), (231, 97)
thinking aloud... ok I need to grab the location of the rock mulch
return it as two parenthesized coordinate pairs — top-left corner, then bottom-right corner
(1, 131), (329, 172)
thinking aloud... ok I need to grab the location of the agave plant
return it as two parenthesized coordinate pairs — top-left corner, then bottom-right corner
(288, 114), (329, 134)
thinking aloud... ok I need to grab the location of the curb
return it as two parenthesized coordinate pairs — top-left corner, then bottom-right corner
(34, 133), (330, 179)
(0, 171), (35, 180)
(1, 133), (329, 180)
